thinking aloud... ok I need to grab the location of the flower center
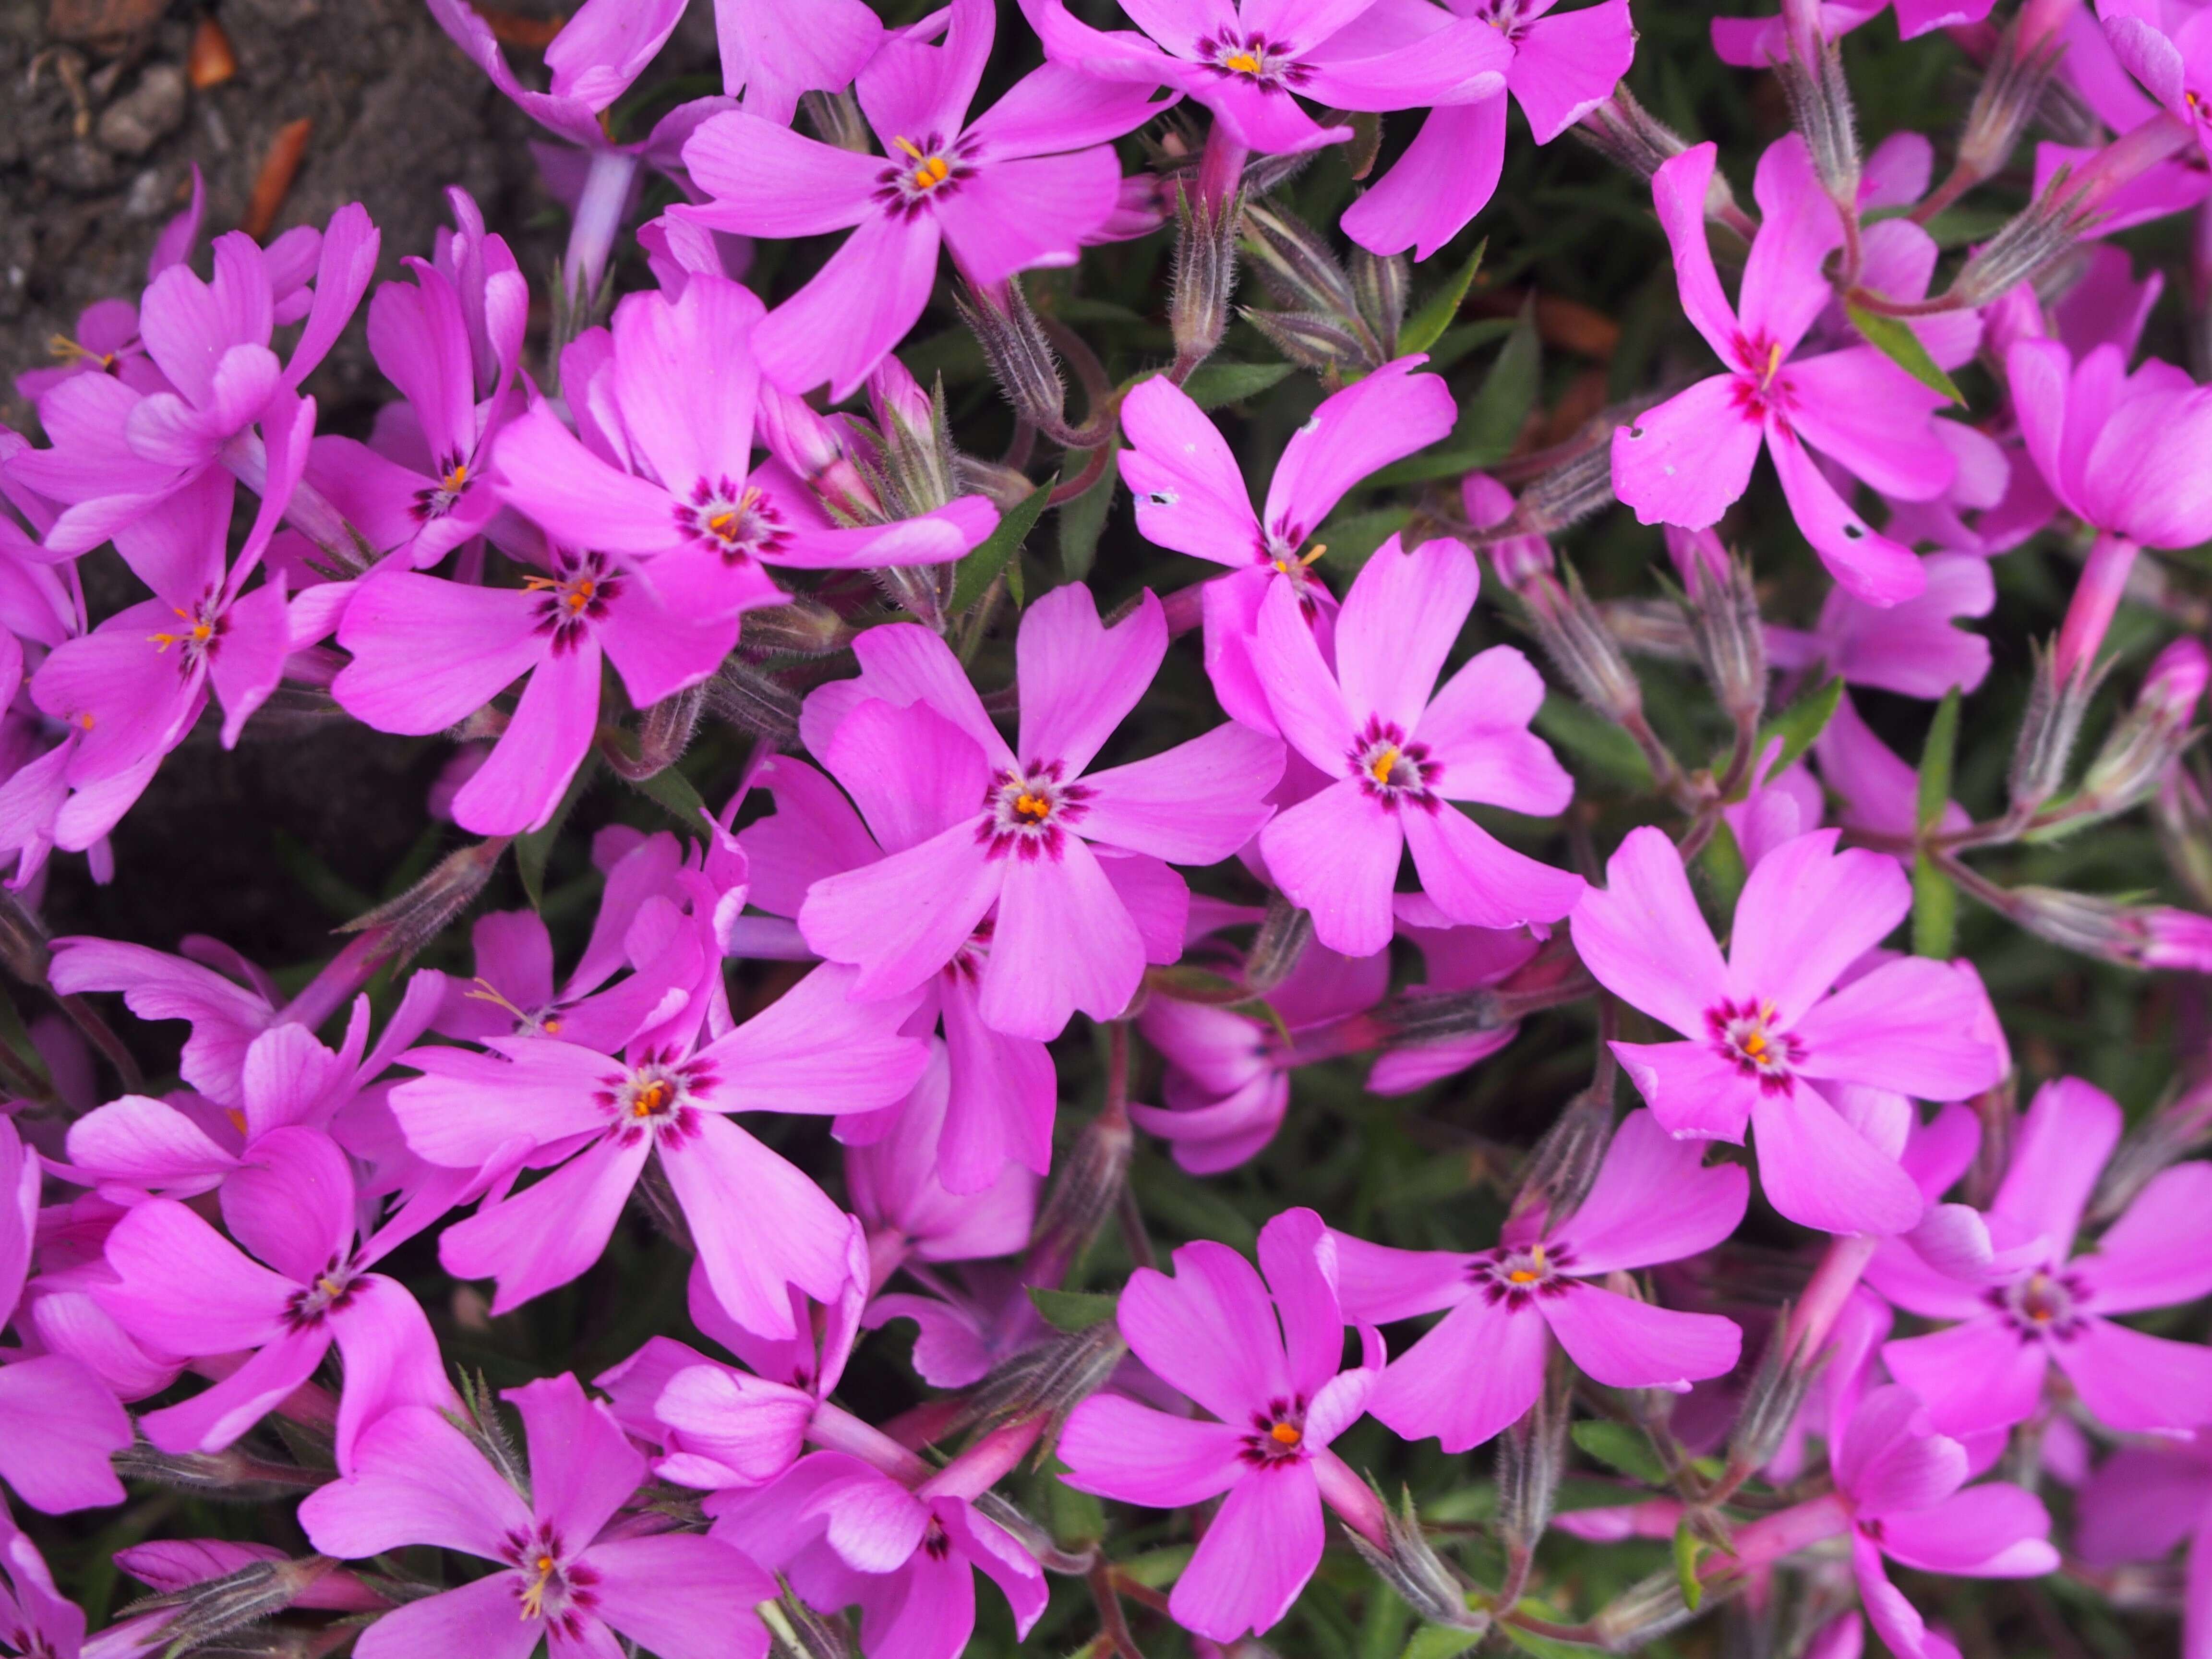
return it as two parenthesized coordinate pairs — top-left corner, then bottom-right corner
(682, 477), (786, 563)
(1205, 30), (1305, 87)
(1240, 1396), (1310, 1464)
(147, 596), (224, 671)
(601, 1056), (711, 1148)
(1706, 997), (1803, 1093)
(1993, 1267), (2086, 1339)
(415, 453), (474, 521)
(1476, 1240), (1575, 1305)
(47, 333), (120, 372)
(876, 133), (974, 215)
(285, 1259), (361, 1329)
(1346, 717), (1434, 810)
(526, 555), (621, 649)
(504, 1526), (598, 1629)
(980, 762), (1092, 862)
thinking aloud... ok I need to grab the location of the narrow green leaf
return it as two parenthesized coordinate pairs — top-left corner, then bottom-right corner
(949, 475), (1055, 615)
(1913, 850), (1959, 959)
(517, 755), (598, 909)
(0, 984), (51, 1092)
(1398, 239), (1487, 357)
(1499, 1622), (1602, 1658)
(1180, 361), (1294, 410)
(1570, 1420), (1669, 1486)
(1916, 686), (1962, 833)
(1056, 446), (1116, 585)
(1316, 505), (1412, 573)
(1673, 1520), (1706, 1612)
(1534, 697), (1654, 791)
(1402, 1624), (1486, 1659)
(627, 763), (708, 832)
(1753, 675), (1843, 789)
(1117, 1544), (1195, 1587)
(1042, 1459), (1105, 1551)
(1700, 819), (1749, 917)
(1025, 1286), (1118, 1333)
(1845, 300), (1964, 406)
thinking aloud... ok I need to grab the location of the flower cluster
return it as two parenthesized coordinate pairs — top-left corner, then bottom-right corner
(1, 0), (2212, 1653)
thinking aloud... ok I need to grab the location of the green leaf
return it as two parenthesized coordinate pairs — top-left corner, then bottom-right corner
(1056, 447), (1116, 585)
(949, 475), (1055, 615)
(1402, 1624), (1486, 1659)
(1673, 1520), (1706, 1612)
(627, 763), (708, 832)
(1025, 1286), (1118, 1333)
(1570, 1420), (1669, 1486)
(1118, 1544), (1195, 1587)
(1042, 1460), (1105, 1551)
(1180, 361), (1295, 410)
(1316, 505), (1413, 572)
(1499, 1621), (1601, 1658)
(1913, 850), (1958, 958)
(1845, 300), (1964, 406)
(1365, 310), (1540, 484)
(1915, 686), (1961, 833)
(1534, 697), (1653, 791)
(1398, 239), (1487, 357)
(517, 755), (598, 909)
(1701, 818), (1748, 915)
(1753, 676), (1842, 789)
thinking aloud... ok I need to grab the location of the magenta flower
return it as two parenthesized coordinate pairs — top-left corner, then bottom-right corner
(94, 1126), (450, 1474)
(1867, 1077), (2212, 1438)
(1366, 896), (1547, 1094)
(389, 962), (926, 1334)
(846, 1041), (1041, 1267)
(797, 583), (1285, 1040)
(2007, 337), (2212, 678)
(332, 541), (745, 837)
(679, 0), (1165, 397)
(2104, 3), (2212, 163)
(1135, 934), (1387, 1173)
(46, 936), (287, 1109)
(492, 276), (998, 617)
(0, 1517), (87, 1659)
(301, 1371), (774, 1659)
(1711, 0), (1991, 66)
(11, 208), (377, 556)
(1819, 1385), (2056, 1659)
(305, 247), (527, 571)
(1022, 0), (1511, 158)
(709, 1445), (1048, 1659)
(1765, 552), (1996, 700)
(1330, 1111), (1745, 1451)
(739, 704), (1061, 1192)
(1119, 357), (1455, 732)
(1610, 137), (1956, 607)
(1253, 534), (1583, 956)
(1057, 1209), (1383, 1643)
(1343, 0), (1635, 259)
(712, 0), (882, 121)
(0, 1118), (130, 1514)
(2075, 1436), (2212, 1659)
(1571, 826), (2008, 1235)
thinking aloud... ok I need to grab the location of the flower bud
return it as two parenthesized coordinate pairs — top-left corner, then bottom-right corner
(337, 835), (512, 969)
(799, 87), (874, 154)
(1349, 247), (1409, 361)
(738, 597), (854, 659)
(1025, 1102), (1134, 1291)
(756, 387), (885, 524)
(1242, 307), (1370, 377)
(1342, 1489), (1489, 1632)
(1591, 1567), (1703, 1651)
(112, 1443), (334, 1499)
(1517, 561), (1648, 730)
(1242, 894), (1314, 997)
(1599, 599), (1695, 660)
(1508, 1087), (1616, 1236)
(1774, 33), (1861, 211)
(1677, 549), (1767, 726)
(2008, 642), (2097, 815)
(2157, 763), (2212, 908)
(958, 276), (1070, 439)
(1952, 176), (2104, 306)
(1465, 473), (1555, 588)
(704, 659), (804, 749)
(1573, 84), (1695, 185)
(118, 1556), (345, 1654)
(962, 1320), (1127, 1441)
(758, 1588), (857, 1659)
(1661, 525), (1730, 598)
(1379, 985), (1509, 1048)
(1496, 1370), (1571, 1556)
(2077, 637), (2206, 818)
(2001, 887), (2212, 970)
(1240, 201), (1359, 321)
(865, 357), (960, 517)
(1171, 182), (1243, 368)
(1509, 437), (1623, 538)
(605, 685), (704, 783)
(1724, 1313), (1816, 1482)
(1955, 23), (2066, 189)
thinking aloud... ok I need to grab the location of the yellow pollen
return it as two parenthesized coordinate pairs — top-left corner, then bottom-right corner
(565, 579), (595, 612)
(1508, 1243), (1548, 1285)
(541, 1017), (561, 1034)
(224, 1107), (248, 1134)
(74, 713), (94, 731)
(1761, 340), (1783, 386)
(1508, 1269), (1538, 1284)
(1224, 48), (1263, 72)
(442, 464), (469, 493)
(1743, 1031), (1767, 1059)
(912, 155), (949, 190)
(1367, 745), (1399, 785)
(1269, 1420), (1301, 1445)
(316, 1275), (344, 1298)
(891, 135), (926, 159)
(1013, 791), (1052, 822)
(631, 1081), (670, 1118)
(707, 510), (736, 533)
(518, 1554), (557, 1620)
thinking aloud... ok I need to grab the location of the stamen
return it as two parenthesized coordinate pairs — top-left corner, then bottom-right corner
(442, 463), (469, 493)
(1367, 745), (1399, 785)
(890, 135), (926, 160)
(1224, 48), (1262, 72)
(1269, 1420), (1301, 1445)
(1013, 792), (1052, 822)
(631, 1080), (670, 1118)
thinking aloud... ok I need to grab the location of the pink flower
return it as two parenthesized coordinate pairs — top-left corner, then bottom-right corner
(301, 1372), (774, 1659)
(2075, 1436), (2212, 1659)
(1822, 1385), (2057, 1659)
(1022, 0), (1511, 158)
(1343, 0), (1635, 260)
(1765, 552), (1996, 700)
(1253, 534), (1583, 956)
(739, 719), (1062, 1192)
(1366, 896), (1547, 1094)
(93, 1126), (450, 1475)
(10, 208), (377, 556)
(709, 1444), (1048, 1659)
(2103, 1), (2212, 164)
(0, 1119), (129, 1513)
(1710, 0), (1991, 66)
(1330, 1111), (1745, 1451)
(711, 0), (883, 121)
(389, 962), (926, 1333)
(846, 1042), (1041, 1267)
(1571, 826), (2007, 1235)
(1057, 1209), (1382, 1642)
(492, 275), (999, 589)
(1868, 1077), (2212, 1438)
(1610, 137), (1956, 607)
(1118, 357), (1456, 732)
(678, 0), (1164, 397)
(797, 583), (1285, 1040)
